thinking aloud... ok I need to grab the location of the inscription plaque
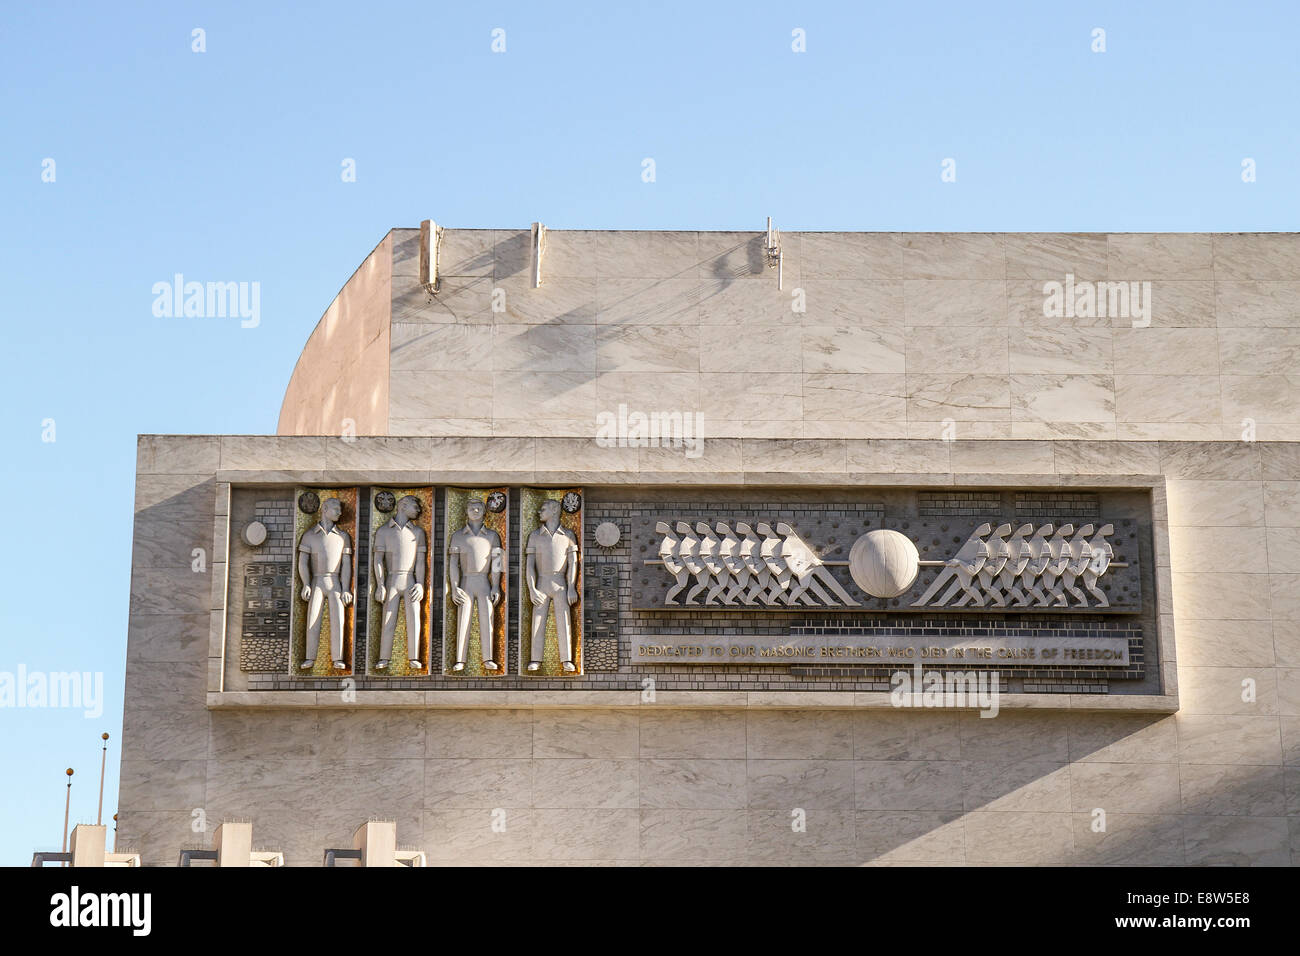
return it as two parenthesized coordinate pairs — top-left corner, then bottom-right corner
(630, 634), (1132, 666)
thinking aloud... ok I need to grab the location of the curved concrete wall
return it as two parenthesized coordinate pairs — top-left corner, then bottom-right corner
(277, 234), (392, 437)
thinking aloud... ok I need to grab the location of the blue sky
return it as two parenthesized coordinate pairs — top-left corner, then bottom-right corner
(1, 0), (1297, 864)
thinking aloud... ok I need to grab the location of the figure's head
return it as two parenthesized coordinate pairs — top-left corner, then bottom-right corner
(398, 495), (422, 520)
(466, 498), (486, 522)
(539, 499), (560, 522)
(322, 498), (343, 522)
(655, 520), (672, 534)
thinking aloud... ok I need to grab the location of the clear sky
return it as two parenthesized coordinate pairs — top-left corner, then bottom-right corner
(1, 0), (1297, 864)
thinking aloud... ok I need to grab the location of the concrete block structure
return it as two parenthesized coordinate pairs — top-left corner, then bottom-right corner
(120, 228), (1300, 865)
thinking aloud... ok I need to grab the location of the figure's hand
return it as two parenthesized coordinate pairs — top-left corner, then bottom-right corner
(374, 586), (386, 603)
(342, 591), (354, 605)
(300, 585), (311, 601)
(490, 588), (501, 605)
(452, 587), (469, 605)
(529, 587), (546, 606)
(567, 587), (579, 606)
(409, 583), (424, 604)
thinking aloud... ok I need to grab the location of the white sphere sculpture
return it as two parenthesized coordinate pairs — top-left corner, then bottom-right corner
(848, 529), (920, 598)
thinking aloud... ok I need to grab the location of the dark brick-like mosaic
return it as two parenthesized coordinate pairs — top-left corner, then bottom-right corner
(239, 500), (293, 673)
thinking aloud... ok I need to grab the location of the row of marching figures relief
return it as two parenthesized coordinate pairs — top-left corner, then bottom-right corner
(645, 520), (1138, 611)
(284, 486), (584, 678)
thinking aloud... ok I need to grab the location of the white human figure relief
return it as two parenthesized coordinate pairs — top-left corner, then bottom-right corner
(696, 521), (730, 605)
(1059, 523), (1096, 607)
(656, 521), (689, 605)
(737, 522), (774, 605)
(1022, 523), (1055, 606)
(298, 497), (354, 670)
(958, 522), (1011, 607)
(374, 495), (428, 671)
(777, 522), (860, 607)
(912, 523), (993, 607)
(756, 522), (794, 604)
(715, 522), (748, 605)
(675, 521), (708, 606)
(774, 524), (821, 606)
(1039, 523), (1076, 606)
(998, 523), (1035, 606)
(1083, 523), (1115, 606)
(777, 523), (827, 606)
(524, 499), (579, 674)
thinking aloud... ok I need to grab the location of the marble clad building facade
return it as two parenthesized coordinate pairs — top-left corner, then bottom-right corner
(121, 228), (1300, 865)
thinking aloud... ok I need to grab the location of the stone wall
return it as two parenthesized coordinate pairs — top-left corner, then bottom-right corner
(279, 229), (1300, 443)
(116, 435), (1299, 866)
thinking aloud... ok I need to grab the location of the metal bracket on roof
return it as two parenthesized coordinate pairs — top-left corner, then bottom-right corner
(765, 217), (783, 290)
(531, 221), (546, 288)
(419, 219), (442, 292)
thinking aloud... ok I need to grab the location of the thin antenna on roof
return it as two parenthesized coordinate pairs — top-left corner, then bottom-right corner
(419, 219), (441, 291)
(765, 217), (783, 290)
(531, 222), (546, 288)
(61, 768), (73, 867)
(97, 733), (109, 825)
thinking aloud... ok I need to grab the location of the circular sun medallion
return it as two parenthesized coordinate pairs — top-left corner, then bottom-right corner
(848, 529), (921, 598)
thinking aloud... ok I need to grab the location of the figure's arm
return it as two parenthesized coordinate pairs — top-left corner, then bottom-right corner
(566, 537), (579, 604)
(298, 548), (311, 601)
(448, 544), (465, 604)
(526, 548), (543, 604)
(411, 532), (426, 602)
(340, 535), (354, 604)
(489, 534), (502, 603)
(373, 542), (387, 603)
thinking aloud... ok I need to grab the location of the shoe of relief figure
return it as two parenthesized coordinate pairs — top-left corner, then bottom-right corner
(408, 660), (422, 669)
(561, 661), (577, 673)
(483, 660), (498, 670)
(375, 659), (389, 670)
(451, 662), (465, 672)
(526, 661), (541, 672)
(299, 660), (315, 670)
(333, 660), (346, 670)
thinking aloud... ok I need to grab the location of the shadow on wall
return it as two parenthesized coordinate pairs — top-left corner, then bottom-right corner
(117, 689), (1296, 865)
(457, 233), (764, 411)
